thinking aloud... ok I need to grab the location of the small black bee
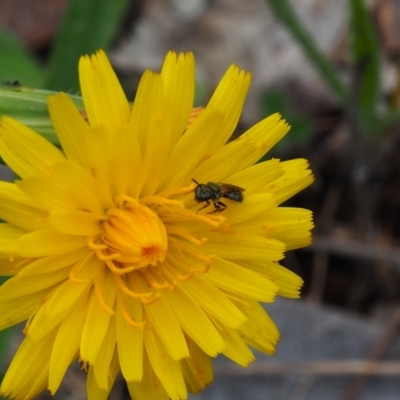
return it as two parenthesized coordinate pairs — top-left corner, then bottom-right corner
(192, 179), (245, 213)
(3, 80), (20, 87)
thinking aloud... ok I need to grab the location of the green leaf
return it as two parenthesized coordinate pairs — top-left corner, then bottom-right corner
(0, 27), (44, 87)
(349, 0), (380, 134)
(0, 86), (84, 145)
(45, 0), (131, 91)
(264, 0), (346, 103)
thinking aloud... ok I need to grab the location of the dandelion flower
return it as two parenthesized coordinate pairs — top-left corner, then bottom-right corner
(0, 50), (314, 400)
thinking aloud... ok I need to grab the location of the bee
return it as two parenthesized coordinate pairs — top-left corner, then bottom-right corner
(192, 179), (245, 213)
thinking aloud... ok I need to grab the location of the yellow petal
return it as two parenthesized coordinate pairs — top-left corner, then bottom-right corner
(110, 125), (141, 198)
(27, 255), (99, 341)
(163, 288), (225, 357)
(144, 315), (187, 400)
(0, 223), (26, 254)
(269, 159), (314, 205)
(82, 124), (115, 195)
(51, 160), (113, 212)
(0, 117), (65, 179)
(21, 361), (49, 400)
(206, 192), (276, 225)
(0, 291), (46, 330)
(159, 106), (224, 190)
(131, 71), (169, 196)
(191, 113), (289, 183)
(262, 207), (314, 250)
(48, 92), (91, 169)
(1, 332), (55, 399)
(242, 259), (304, 298)
(144, 294), (189, 361)
(181, 274), (246, 328)
(0, 256), (28, 276)
(161, 52), (195, 150)
(201, 232), (285, 261)
(92, 319), (117, 390)
(229, 158), (285, 194)
(127, 351), (170, 400)
(236, 301), (280, 355)
(206, 257), (278, 302)
(49, 209), (103, 235)
(18, 230), (87, 257)
(79, 50), (130, 130)
(0, 267), (68, 300)
(16, 176), (81, 211)
(116, 294), (143, 382)
(18, 247), (92, 276)
(87, 366), (113, 400)
(49, 93), (119, 196)
(0, 181), (47, 231)
(181, 339), (213, 394)
(207, 65), (251, 149)
(81, 268), (116, 363)
(219, 324), (254, 367)
(48, 296), (87, 394)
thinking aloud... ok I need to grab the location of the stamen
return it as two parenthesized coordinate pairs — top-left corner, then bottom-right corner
(81, 361), (89, 372)
(95, 250), (121, 262)
(140, 196), (184, 208)
(69, 257), (89, 283)
(94, 274), (115, 315)
(155, 185), (194, 199)
(114, 194), (139, 208)
(163, 259), (193, 282)
(175, 241), (213, 274)
(142, 269), (170, 290)
(122, 307), (146, 328)
(127, 274), (160, 305)
(166, 226), (207, 245)
(114, 274), (153, 300)
(156, 264), (178, 290)
(138, 293), (160, 305)
(106, 208), (132, 222)
(87, 236), (107, 250)
(193, 259), (212, 274)
(116, 293), (145, 329)
(150, 201), (177, 217)
(69, 252), (98, 283)
(194, 213), (225, 227)
(168, 236), (187, 259)
(178, 240), (214, 264)
(105, 259), (139, 275)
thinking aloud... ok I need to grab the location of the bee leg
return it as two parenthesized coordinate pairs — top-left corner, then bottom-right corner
(209, 201), (226, 214)
(196, 201), (211, 213)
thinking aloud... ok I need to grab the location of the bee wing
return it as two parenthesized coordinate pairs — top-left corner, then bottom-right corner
(217, 182), (246, 192)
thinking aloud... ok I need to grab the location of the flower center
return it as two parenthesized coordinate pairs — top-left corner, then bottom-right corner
(95, 196), (167, 272)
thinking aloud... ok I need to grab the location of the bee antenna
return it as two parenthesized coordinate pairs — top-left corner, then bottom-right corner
(191, 179), (200, 186)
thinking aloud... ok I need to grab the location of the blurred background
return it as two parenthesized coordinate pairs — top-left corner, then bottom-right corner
(1, 0), (400, 399)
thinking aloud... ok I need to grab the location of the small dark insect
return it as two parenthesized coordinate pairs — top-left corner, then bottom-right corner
(192, 179), (245, 213)
(3, 80), (20, 87)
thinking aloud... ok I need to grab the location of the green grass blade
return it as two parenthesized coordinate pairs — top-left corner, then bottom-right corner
(45, 0), (131, 91)
(264, 0), (346, 102)
(350, 0), (380, 135)
(0, 27), (44, 87)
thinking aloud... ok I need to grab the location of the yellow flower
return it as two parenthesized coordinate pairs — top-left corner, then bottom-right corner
(0, 50), (313, 400)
